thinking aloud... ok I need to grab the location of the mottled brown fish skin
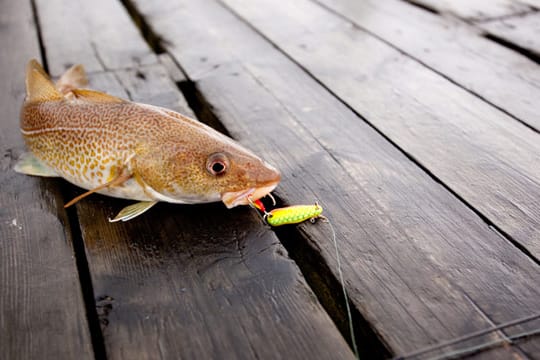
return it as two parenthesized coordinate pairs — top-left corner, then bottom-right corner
(20, 61), (280, 205)
(22, 101), (130, 191)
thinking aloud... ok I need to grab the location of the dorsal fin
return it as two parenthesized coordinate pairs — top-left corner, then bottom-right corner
(71, 89), (126, 103)
(56, 64), (89, 94)
(25, 59), (63, 103)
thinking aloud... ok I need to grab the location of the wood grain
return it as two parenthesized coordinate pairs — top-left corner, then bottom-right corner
(34, 0), (156, 77)
(38, 2), (355, 358)
(131, 0), (540, 357)
(0, 0), (93, 358)
(407, 0), (532, 21)
(311, 0), (540, 132)
(249, 0), (540, 257)
(480, 12), (540, 57)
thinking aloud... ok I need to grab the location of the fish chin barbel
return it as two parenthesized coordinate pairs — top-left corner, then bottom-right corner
(15, 60), (280, 221)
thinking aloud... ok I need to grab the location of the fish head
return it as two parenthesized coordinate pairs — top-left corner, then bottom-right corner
(134, 135), (280, 208)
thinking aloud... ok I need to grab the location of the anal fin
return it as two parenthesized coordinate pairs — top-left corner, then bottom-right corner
(109, 201), (158, 222)
(14, 152), (59, 177)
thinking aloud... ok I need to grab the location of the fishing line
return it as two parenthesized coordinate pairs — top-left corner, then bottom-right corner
(393, 312), (540, 360)
(426, 327), (540, 360)
(326, 217), (360, 359)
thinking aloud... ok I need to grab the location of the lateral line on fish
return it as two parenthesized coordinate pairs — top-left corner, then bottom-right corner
(327, 218), (359, 359)
(21, 127), (115, 136)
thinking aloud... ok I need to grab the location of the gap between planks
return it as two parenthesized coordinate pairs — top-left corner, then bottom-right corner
(403, 0), (540, 64)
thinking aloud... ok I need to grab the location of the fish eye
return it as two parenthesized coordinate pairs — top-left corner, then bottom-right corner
(206, 153), (229, 176)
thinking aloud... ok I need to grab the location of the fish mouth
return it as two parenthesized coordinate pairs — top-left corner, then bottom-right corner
(221, 182), (279, 209)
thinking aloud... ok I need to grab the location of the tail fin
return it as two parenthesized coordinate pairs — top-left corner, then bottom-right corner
(25, 59), (63, 103)
(56, 64), (89, 94)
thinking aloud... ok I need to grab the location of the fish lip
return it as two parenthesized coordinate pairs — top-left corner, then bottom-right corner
(221, 182), (279, 209)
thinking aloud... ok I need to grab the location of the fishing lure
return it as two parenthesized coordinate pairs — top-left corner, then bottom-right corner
(264, 203), (324, 227)
(248, 195), (324, 226)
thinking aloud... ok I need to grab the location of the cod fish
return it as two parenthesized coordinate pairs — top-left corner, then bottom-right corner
(15, 60), (280, 221)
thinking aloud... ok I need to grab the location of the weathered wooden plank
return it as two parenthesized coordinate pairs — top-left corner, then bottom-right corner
(35, 0), (156, 77)
(0, 0), (94, 359)
(130, 0), (540, 357)
(480, 12), (540, 57)
(271, 0), (540, 258)
(38, 3), (356, 359)
(408, 0), (532, 21)
(311, 0), (540, 132)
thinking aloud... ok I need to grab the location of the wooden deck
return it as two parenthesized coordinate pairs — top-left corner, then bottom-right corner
(1, 0), (539, 359)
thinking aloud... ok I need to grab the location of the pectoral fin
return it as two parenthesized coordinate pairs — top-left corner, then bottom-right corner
(14, 152), (59, 177)
(109, 201), (158, 222)
(64, 171), (132, 208)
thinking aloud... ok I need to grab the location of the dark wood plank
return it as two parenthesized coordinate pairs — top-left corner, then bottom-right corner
(0, 0), (94, 358)
(480, 12), (540, 57)
(131, 0), (540, 357)
(311, 0), (540, 132)
(35, 0), (156, 77)
(251, 0), (540, 257)
(37, 2), (355, 358)
(408, 0), (532, 21)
